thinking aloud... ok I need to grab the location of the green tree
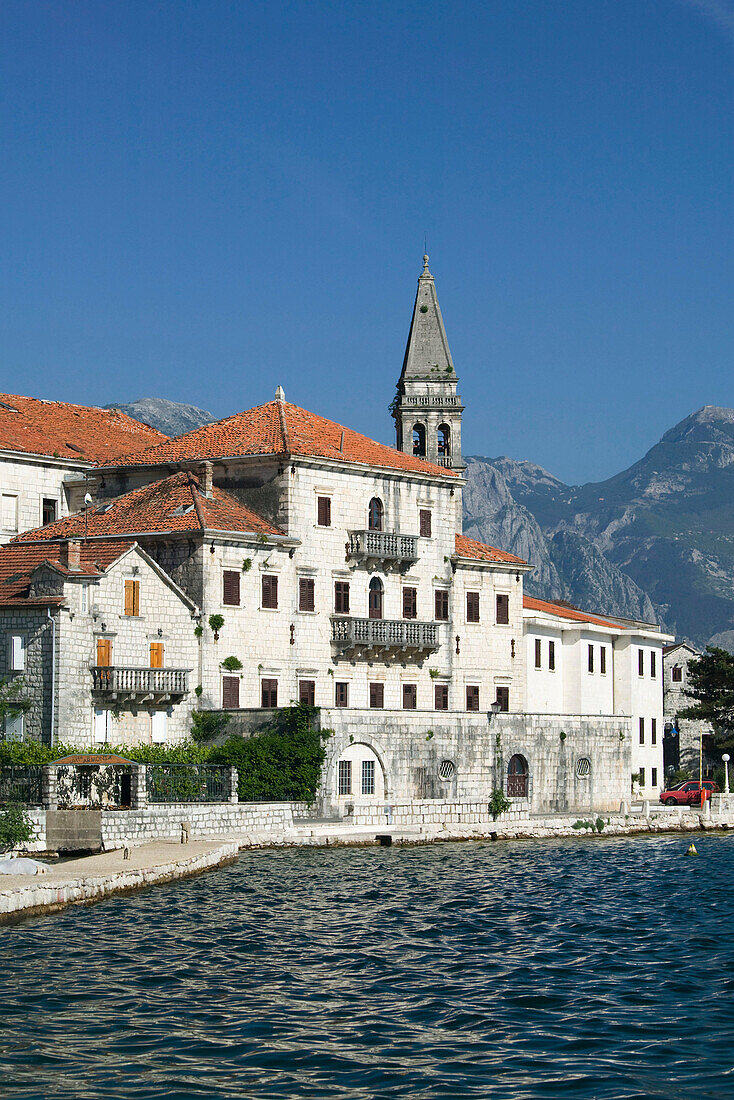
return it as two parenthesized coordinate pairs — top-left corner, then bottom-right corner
(0, 804), (34, 852)
(678, 646), (734, 756)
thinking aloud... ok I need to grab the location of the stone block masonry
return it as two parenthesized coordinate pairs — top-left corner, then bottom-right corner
(99, 802), (306, 848)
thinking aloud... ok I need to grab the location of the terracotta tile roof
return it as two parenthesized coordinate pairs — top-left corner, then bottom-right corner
(454, 533), (527, 565)
(523, 594), (626, 630)
(13, 471), (282, 542)
(0, 540), (134, 606)
(0, 392), (168, 462)
(104, 399), (458, 478)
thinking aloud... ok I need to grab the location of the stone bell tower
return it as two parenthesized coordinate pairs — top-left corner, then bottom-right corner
(392, 255), (465, 471)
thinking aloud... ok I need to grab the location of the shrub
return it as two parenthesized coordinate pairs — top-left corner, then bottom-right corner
(191, 711), (231, 744)
(208, 614), (225, 634)
(221, 656), (243, 672)
(489, 788), (511, 819)
(595, 817), (605, 833)
(0, 803), (34, 852)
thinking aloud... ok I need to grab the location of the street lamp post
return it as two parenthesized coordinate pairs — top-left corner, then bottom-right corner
(722, 753), (730, 796)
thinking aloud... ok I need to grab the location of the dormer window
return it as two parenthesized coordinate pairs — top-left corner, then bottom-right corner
(368, 497), (384, 532)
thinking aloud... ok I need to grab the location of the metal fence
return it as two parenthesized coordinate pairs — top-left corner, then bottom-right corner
(146, 764), (231, 804)
(0, 765), (43, 806)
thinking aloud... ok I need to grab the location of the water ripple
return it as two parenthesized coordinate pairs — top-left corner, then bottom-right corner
(1, 834), (733, 1098)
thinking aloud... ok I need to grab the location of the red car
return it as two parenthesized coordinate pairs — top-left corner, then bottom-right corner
(660, 781), (719, 807)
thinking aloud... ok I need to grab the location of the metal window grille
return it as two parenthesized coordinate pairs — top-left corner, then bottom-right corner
(438, 759), (456, 781)
(0, 765), (43, 806)
(338, 760), (352, 796)
(146, 764), (230, 803)
(361, 760), (375, 796)
(575, 757), (591, 779)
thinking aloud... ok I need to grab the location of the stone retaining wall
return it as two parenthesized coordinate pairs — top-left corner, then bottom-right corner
(100, 802), (304, 848)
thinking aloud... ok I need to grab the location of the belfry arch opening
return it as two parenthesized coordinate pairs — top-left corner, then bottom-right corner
(437, 423), (451, 458)
(412, 424), (426, 457)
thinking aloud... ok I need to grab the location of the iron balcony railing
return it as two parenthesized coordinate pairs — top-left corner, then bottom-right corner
(146, 764), (231, 804)
(346, 530), (418, 569)
(91, 666), (190, 697)
(331, 616), (439, 656)
(0, 764), (43, 806)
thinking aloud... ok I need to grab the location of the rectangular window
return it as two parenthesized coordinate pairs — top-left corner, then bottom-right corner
(1, 494), (18, 532)
(588, 645), (594, 673)
(96, 638), (112, 667)
(496, 686), (510, 712)
(402, 683), (417, 710)
(549, 640), (556, 671)
(600, 646), (607, 675)
(672, 666), (683, 683)
(496, 594), (509, 625)
(222, 675), (239, 709)
(334, 582), (350, 614)
(223, 569), (240, 606)
(434, 683), (449, 710)
(361, 760), (375, 796)
(124, 579), (140, 616)
(534, 638), (542, 669)
(262, 575), (278, 609)
(3, 712), (23, 742)
(9, 635), (25, 672)
(651, 718), (657, 745)
(639, 717), (645, 745)
(651, 767), (658, 787)
(369, 682), (384, 709)
(650, 651), (657, 678)
(638, 649), (645, 677)
(42, 498), (57, 526)
(261, 679), (278, 708)
(149, 642), (164, 668)
(299, 577), (315, 612)
(466, 592), (480, 623)
(639, 767), (645, 788)
(403, 587), (417, 620)
(434, 590), (449, 621)
(335, 682), (349, 707)
(419, 509), (432, 538)
(80, 583), (89, 613)
(466, 685), (480, 712)
(299, 679), (315, 706)
(151, 711), (167, 744)
(338, 760), (352, 796)
(317, 496), (331, 527)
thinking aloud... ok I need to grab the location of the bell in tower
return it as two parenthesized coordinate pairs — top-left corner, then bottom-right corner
(392, 255), (465, 471)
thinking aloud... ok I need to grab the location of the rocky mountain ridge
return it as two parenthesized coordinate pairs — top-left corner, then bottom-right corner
(105, 397), (216, 438)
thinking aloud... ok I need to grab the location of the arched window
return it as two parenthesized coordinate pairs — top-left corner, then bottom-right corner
(368, 497), (384, 532)
(412, 424), (426, 457)
(368, 577), (384, 620)
(507, 754), (529, 798)
(335, 743), (387, 800)
(437, 423), (451, 457)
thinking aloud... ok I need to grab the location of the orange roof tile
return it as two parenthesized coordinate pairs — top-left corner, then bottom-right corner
(13, 471), (282, 542)
(103, 399), (458, 478)
(523, 594), (626, 630)
(0, 540), (134, 606)
(454, 533), (527, 565)
(0, 392), (167, 462)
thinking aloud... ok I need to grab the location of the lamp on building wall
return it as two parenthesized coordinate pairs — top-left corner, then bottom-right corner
(488, 701), (502, 722)
(723, 754), (730, 795)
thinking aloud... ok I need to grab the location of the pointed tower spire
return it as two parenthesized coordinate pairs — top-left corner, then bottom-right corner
(392, 256), (465, 471)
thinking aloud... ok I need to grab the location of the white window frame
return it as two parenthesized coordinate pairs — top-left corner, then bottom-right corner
(3, 712), (24, 742)
(151, 711), (168, 744)
(9, 634), (25, 672)
(1, 493), (18, 533)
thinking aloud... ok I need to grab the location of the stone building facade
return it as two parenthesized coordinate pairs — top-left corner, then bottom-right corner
(663, 643), (715, 774)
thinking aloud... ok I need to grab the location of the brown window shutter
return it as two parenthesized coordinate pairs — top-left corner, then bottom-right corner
(369, 682), (384, 709)
(466, 592), (480, 623)
(549, 641), (556, 670)
(262, 575), (278, 609)
(222, 676), (240, 709)
(419, 509), (432, 538)
(335, 682), (349, 707)
(435, 590), (449, 621)
(261, 679), (278, 707)
(317, 497), (331, 526)
(299, 578), (315, 612)
(496, 686), (509, 712)
(496, 594), (509, 624)
(299, 680), (315, 706)
(334, 582), (350, 614)
(466, 685), (480, 711)
(402, 683), (417, 710)
(150, 642), (164, 668)
(223, 570), (240, 606)
(403, 587), (417, 620)
(599, 646), (606, 674)
(434, 684), (449, 711)
(535, 638), (542, 668)
(96, 638), (111, 667)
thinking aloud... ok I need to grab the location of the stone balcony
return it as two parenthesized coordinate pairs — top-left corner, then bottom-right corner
(331, 616), (439, 658)
(346, 530), (418, 571)
(91, 666), (190, 701)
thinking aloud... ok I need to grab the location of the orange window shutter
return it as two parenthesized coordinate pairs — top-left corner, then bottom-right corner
(124, 580), (133, 615)
(150, 643), (164, 668)
(132, 580), (140, 616)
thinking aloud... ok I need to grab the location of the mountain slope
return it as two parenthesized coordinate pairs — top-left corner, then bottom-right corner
(105, 398), (215, 437)
(464, 406), (734, 647)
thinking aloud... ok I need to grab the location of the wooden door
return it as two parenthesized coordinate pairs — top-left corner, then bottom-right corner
(96, 638), (111, 666)
(150, 642), (164, 668)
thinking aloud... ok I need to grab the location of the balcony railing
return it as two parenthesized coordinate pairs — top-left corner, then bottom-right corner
(91, 666), (190, 699)
(400, 395), (462, 407)
(331, 616), (439, 657)
(346, 530), (418, 570)
(436, 455), (452, 467)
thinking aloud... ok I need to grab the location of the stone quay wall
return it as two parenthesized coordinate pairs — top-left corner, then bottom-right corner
(99, 801), (306, 848)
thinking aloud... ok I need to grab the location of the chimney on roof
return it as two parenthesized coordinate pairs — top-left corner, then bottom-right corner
(198, 461), (214, 498)
(63, 539), (82, 571)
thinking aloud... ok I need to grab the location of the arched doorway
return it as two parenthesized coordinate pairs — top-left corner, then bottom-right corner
(507, 754), (529, 797)
(368, 497), (384, 531)
(368, 577), (384, 619)
(412, 424), (426, 457)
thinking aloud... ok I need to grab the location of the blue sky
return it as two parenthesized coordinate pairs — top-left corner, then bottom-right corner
(1, 0), (732, 484)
